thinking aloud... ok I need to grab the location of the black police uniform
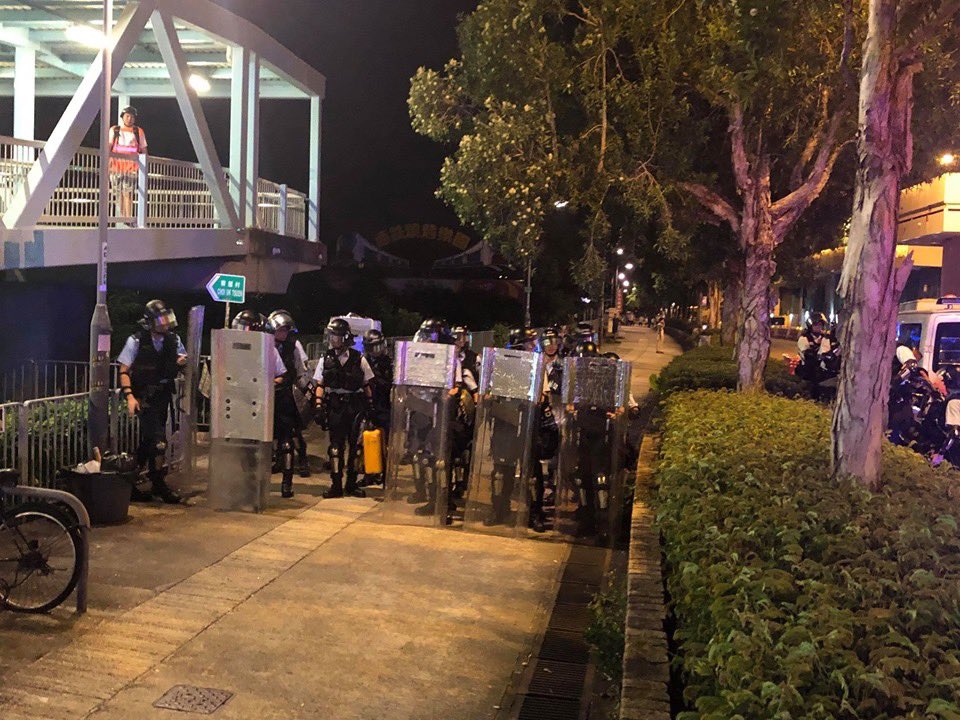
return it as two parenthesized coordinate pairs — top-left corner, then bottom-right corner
(275, 337), (304, 496)
(366, 352), (393, 436)
(574, 404), (611, 535)
(128, 329), (180, 502)
(320, 347), (367, 495)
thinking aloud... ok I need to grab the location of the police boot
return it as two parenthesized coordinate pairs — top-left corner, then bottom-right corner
(344, 478), (366, 498)
(151, 476), (182, 505)
(298, 453), (311, 478)
(323, 478), (344, 499)
(281, 472), (294, 499)
(280, 440), (296, 497)
(407, 452), (429, 503)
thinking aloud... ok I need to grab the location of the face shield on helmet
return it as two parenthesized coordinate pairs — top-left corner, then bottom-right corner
(414, 319), (444, 344)
(143, 300), (177, 333)
(232, 310), (266, 332)
(451, 326), (470, 349)
(266, 310), (296, 338)
(363, 329), (386, 357)
(326, 318), (351, 351)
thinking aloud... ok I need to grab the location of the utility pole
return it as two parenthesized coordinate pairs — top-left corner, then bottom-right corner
(88, 0), (113, 456)
(524, 254), (532, 327)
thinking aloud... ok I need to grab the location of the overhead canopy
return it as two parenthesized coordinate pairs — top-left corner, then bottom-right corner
(0, 0), (326, 99)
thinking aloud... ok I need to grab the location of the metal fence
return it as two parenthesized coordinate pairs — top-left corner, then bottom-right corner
(0, 360), (122, 404)
(0, 135), (308, 238)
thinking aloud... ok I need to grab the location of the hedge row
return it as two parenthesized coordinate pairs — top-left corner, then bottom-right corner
(650, 344), (807, 398)
(656, 390), (960, 720)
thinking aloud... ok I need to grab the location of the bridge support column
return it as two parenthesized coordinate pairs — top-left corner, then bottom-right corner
(14, 45), (35, 140)
(308, 96), (322, 242)
(230, 47), (259, 228)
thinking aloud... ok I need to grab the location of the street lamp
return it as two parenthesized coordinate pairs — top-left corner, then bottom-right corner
(618, 272), (626, 280)
(624, 262), (634, 270)
(615, 247), (624, 256)
(939, 152), (957, 167)
(554, 199), (570, 209)
(622, 280), (630, 288)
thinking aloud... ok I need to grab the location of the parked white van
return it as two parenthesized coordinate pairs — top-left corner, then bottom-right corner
(896, 297), (960, 375)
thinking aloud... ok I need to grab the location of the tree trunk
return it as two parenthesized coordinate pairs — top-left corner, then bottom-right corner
(736, 160), (776, 392)
(831, 0), (917, 488)
(721, 262), (742, 349)
(706, 281), (722, 330)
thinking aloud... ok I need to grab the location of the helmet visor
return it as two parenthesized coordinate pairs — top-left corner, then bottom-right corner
(326, 328), (348, 350)
(152, 309), (177, 332)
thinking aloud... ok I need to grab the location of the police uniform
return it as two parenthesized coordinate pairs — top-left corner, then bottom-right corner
(366, 351), (393, 439)
(314, 346), (374, 496)
(117, 329), (185, 503)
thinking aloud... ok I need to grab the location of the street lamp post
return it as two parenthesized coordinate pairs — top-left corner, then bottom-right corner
(88, 0), (113, 455)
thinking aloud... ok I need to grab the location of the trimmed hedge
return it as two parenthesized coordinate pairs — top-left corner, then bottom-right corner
(656, 390), (960, 720)
(651, 344), (807, 398)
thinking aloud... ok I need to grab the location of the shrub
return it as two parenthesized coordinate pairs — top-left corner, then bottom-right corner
(656, 390), (960, 720)
(651, 344), (807, 398)
(586, 574), (629, 684)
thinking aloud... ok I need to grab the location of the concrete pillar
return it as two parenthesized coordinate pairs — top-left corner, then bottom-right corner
(229, 47), (250, 226)
(14, 46), (35, 140)
(941, 237), (960, 296)
(308, 95), (322, 242)
(245, 53), (260, 226)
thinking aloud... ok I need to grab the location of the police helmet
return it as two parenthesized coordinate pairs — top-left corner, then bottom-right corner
(806, 312), (829, 333)
(142, 299), (177, 333)
(363, 328), (387, 356)
(574, 341), (599, 357)
(266, 310), (296, 334)
(414, 318), (447, 344)
(326, 317), (352, 349)
(602, 351), (620, 360)
(508, 327), (538, 350)
(576, 321), (595, 340)
(450, 325), (470, 346)
(120, 106), (138, 119)
(232, 309), (266, 332)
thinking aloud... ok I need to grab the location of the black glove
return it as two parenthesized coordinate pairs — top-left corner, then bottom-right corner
(315, 399), (329, 430)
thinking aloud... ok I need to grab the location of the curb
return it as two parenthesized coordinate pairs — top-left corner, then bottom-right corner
(620, 434), (671, 720)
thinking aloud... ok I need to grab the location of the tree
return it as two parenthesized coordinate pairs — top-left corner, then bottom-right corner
(832, 0), (960, 488)
(409, 0), (687, 324)
(651, 0), (860, 390)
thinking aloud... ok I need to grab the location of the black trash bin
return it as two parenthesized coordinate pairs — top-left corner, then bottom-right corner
(57, 469), (134, 525)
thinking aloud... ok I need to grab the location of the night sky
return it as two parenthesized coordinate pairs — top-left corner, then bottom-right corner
(214, 0), (479, 243)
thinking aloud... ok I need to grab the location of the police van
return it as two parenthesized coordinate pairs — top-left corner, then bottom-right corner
(896, 297), (960, 375)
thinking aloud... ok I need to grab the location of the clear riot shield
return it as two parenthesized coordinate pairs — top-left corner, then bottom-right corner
(463, 348), (545, 536)
(554, 357), (631, 544)
(381, 341), (457, 527)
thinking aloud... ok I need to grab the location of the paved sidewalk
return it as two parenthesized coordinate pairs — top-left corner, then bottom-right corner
(602, 325), (682, 397)
(2, 495), (567, 719)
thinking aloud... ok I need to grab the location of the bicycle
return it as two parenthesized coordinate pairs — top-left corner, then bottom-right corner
(0, 469), (84, 613)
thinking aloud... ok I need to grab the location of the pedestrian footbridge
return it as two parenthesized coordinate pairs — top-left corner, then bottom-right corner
(0, 0), (325, 293)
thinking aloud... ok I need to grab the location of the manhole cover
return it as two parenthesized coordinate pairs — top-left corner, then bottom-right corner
(154, 685), (234, 714)
(539, 630), (590, 664)
(527, 659), (587, 699)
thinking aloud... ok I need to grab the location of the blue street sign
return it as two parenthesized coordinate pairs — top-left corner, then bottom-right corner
(205, 273), (246, 303)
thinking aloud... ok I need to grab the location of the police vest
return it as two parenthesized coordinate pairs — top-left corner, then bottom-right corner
(322, 348), (365, 393)
(276, 338), (299, 386)
(130, 330), (179, 396)
(367, 354), (393, 406)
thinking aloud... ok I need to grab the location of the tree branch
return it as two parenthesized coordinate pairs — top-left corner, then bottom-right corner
(839, 0), (858, 90)
(898, 0), (960, 56)
(728, 103), (751, 196)
(679, 181), (741, 233)
(772, 111), (847, 236)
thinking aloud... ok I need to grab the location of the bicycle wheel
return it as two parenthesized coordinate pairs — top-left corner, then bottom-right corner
(0, 502), (82, 613)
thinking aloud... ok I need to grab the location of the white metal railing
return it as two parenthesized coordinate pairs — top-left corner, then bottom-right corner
(1, 401), (21, 471)
(1, 360), (120, 403)
(256, 177), (307, 239)
(0, 135), (308, 238)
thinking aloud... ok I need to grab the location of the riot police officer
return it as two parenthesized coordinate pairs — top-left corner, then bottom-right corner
(267, 310), (311, 498)
(797, 312), (840, 400)
(314, 318), (374, 498)
(533, 326), (564, 532)
(508, 327), (539, 352)
(117, 299), (185, 504)
(452, 325), (479, 384)
(361, 328), (393, 486)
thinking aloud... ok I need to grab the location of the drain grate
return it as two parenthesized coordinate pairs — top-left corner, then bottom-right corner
(561, 562), (603, 586)
(567, 545), (604, 565)
(555, 582), (595, 605)
(549, 603), (592, 633)
(538, 629), (590, 665)
(153, 685), (234, 714)
(526, 659), (587, 699)
(516, 694), (581, 720)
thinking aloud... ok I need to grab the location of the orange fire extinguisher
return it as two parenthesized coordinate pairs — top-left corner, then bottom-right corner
(363, 426), (384, 475)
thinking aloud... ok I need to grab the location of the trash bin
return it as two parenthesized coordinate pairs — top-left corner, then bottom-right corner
(57, 469), (133, 525)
